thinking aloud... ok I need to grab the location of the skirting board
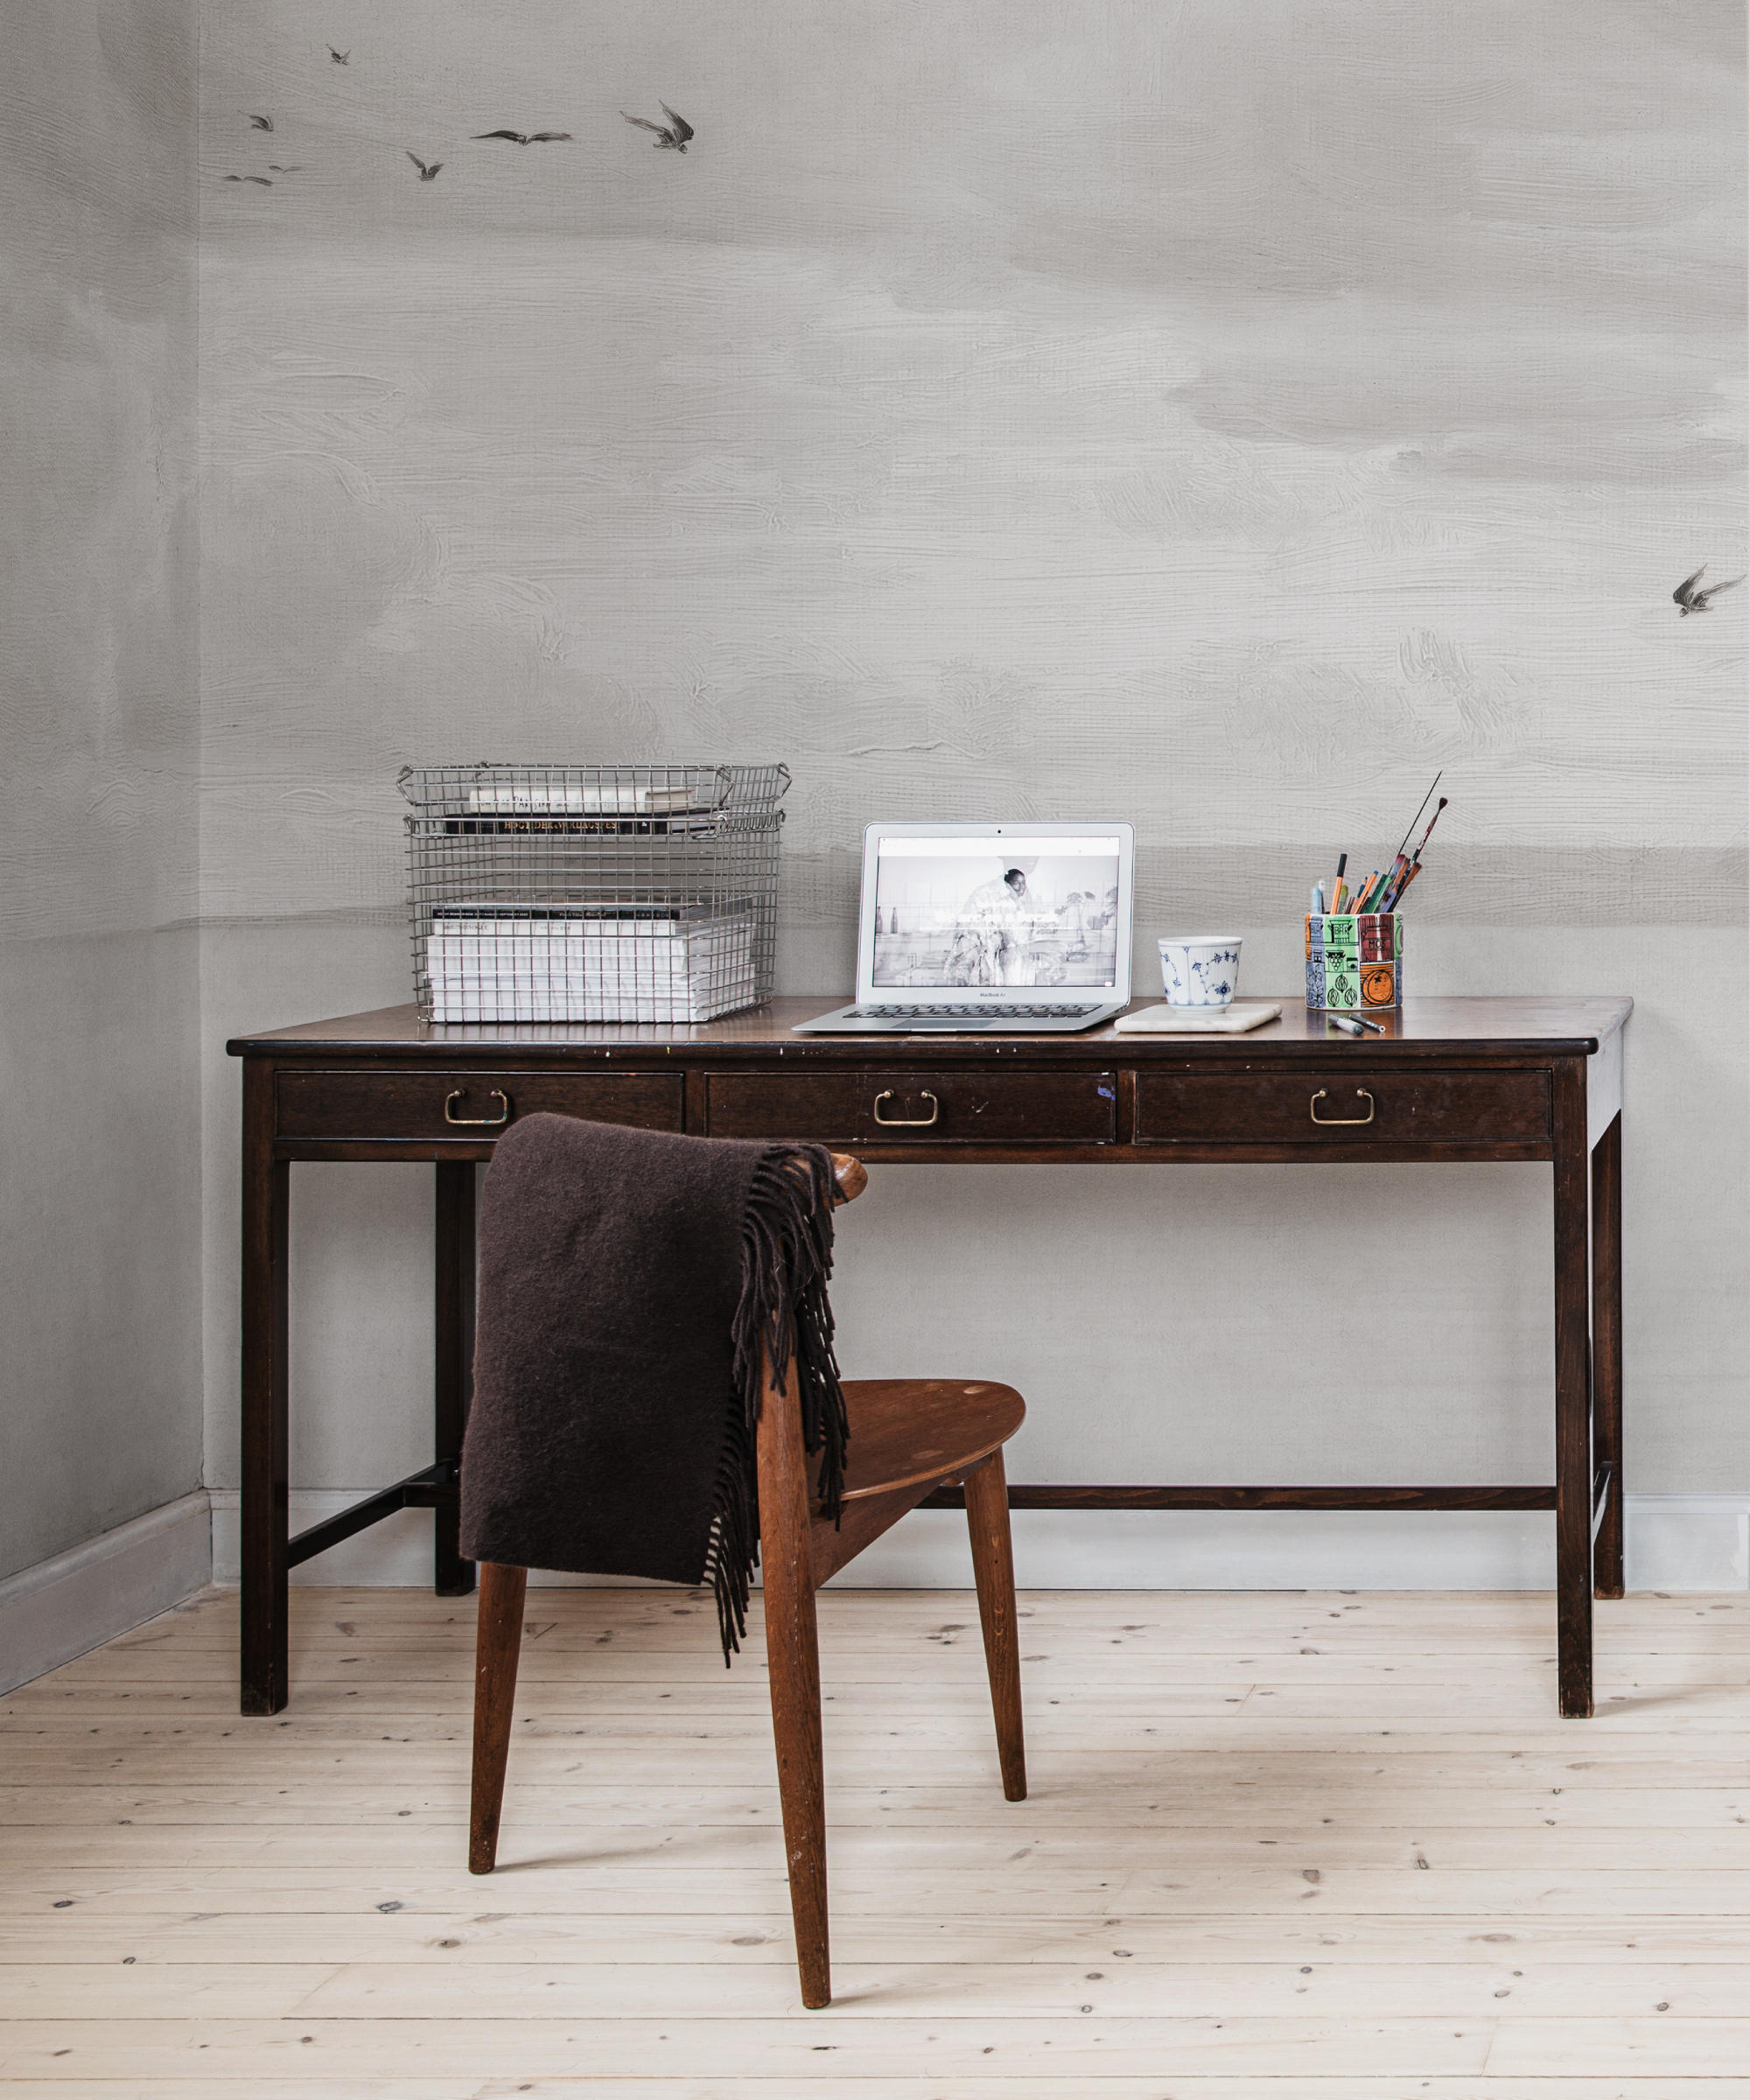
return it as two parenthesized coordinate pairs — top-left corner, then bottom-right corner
(8, 1488), (1743, 1697)
(208, 1489), (1750, 1595)
(0, 1491), (213, 1696)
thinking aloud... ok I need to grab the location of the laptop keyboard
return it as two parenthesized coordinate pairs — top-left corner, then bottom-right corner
(848, 1004), (1101, 1020)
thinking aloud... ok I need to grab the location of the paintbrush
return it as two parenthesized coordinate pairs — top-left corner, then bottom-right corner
(1375, 798), (1450, 911)
(1393, 772), (1443, 864)
(1410, 796), (1449, 861)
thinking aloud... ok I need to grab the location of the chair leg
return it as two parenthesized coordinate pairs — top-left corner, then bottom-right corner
(756, 1343), (831, 2008)
(963, 1449), (1026, 1802)
(469, 1562), (528, 1874)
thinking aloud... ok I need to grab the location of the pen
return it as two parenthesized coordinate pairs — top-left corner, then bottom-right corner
(1327, 1013), (1366, 1036)
(1347, 1012), (1385, 1032)
(1310, 883), (1326, 914)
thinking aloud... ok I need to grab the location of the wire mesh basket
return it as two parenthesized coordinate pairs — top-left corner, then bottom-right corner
(400, 764), (788, 1025)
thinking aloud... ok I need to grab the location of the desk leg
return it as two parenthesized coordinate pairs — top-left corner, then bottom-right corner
(1553, 1059), (1593, 1718)
(1591, 1113), (1625, 1599)
(434, 1162), (477, 1596)
(241, 1062), (290, 1716)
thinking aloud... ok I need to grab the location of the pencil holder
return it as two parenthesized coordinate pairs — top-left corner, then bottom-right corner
(1306, 913), (1402, 1011)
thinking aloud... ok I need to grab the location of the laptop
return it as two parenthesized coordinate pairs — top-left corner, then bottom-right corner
(792, 822), (1135, 1034)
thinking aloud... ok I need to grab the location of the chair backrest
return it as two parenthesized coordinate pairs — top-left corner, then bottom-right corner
(462, 1122), (858, 1612)
(754, 1149), (865, 1511)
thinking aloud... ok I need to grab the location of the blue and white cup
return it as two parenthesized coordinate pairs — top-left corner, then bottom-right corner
(1159, 935), (1242, 1007)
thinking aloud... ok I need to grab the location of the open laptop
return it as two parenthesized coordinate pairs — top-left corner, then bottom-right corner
(793, 822), (1135, 1034)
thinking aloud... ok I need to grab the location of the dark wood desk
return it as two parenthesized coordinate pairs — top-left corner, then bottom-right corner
(228, 994), (1629, 1720)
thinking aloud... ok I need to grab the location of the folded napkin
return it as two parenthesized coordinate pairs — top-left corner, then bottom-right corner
(1113, 1001), (1284, 1034)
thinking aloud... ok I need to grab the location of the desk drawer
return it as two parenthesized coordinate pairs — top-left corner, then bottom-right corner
(276, 1069), (685, 1143)
(707, 1070), (1117, 1145)
(1134, 1068), (1550, 1148)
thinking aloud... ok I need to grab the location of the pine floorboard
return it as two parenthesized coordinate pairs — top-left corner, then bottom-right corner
(1, 1583), (1746, 2094)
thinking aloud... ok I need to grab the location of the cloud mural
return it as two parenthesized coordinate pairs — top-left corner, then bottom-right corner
(199, 0), (1743, 928)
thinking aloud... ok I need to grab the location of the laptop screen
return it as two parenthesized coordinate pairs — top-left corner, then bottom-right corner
(868, 833), (1126, 992)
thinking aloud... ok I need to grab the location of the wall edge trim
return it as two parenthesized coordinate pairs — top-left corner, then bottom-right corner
(1, 1491), (213, 1693)
(207, 1488), (1750, 1594)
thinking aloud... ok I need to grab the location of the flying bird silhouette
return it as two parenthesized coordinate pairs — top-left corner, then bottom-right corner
(1673, 565), (1745, 614)
(406, 152), (443, 181)
(328, 46), (349, 63)
(247, 113), (274, 130)
(621, 103), (693, 151)
(472, 130), (572, 144)
(267, 164), (304, 173)
(224, 174), (272, 186)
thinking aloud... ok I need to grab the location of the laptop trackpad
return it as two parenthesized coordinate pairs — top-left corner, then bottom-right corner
(906, 1020), (993, 1032)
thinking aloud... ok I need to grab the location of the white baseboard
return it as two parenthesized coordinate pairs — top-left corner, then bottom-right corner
(1623, 1494), (1750, 1592)
(0, 1492), (213, 1694)
(208, 1488), (1750, 1594)
(4, 1486), (1735, 1702)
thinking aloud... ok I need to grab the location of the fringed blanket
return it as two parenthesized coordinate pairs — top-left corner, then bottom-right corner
(458, 1115), (847, 1662)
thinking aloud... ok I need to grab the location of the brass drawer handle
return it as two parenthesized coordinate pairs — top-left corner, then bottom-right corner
(872, 1089), (939, 1128)
(444, 1088), (511, 1127)
(1310, 1087), (1375, 1126)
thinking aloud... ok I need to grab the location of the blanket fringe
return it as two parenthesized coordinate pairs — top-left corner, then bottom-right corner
(710, 1145), (848, 1664)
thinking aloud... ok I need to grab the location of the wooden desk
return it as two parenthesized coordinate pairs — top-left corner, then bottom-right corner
(228, 994), (1629, 1720)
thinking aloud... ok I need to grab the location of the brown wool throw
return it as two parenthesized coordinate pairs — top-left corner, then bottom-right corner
(459, 1115), (847, 1662)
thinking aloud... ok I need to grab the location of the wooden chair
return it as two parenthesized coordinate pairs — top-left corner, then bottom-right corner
(466, 1151), (1026, 2008)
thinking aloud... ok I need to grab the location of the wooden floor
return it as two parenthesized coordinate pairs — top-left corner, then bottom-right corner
(2, 1586), (1748, 2096)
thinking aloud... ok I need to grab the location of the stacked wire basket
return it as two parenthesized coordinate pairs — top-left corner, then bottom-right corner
(400, 765), (788, 1025)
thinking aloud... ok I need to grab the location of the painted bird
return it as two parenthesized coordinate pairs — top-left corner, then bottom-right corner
(224, 174), (271, 185)
(1673, 565), (1745, 614)
(406, 152), (443, 181)
(472, 130), (572, 144)
(621, 103), (693, 151)
(247, 113), (274, 130)
(267, 164), (304, 173)
(329, 46), (349, 64)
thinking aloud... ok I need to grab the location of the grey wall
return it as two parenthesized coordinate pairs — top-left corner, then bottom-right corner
(197, 6), (1746, 1512)
(0, 2), (202, 1579)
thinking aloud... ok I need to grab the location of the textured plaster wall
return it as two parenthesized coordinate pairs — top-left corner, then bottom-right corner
(198, 4), (1746, 1510)
(0, 2), (202, 1579)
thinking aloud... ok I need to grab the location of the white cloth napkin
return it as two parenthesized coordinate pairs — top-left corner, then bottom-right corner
(1113, 1001), (1284, 1034)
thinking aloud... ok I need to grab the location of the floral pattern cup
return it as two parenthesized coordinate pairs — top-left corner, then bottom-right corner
(1159, 936), (1242, 1007)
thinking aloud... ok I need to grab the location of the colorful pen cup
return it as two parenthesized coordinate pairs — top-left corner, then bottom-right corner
(1306, 913), (1403, 1012)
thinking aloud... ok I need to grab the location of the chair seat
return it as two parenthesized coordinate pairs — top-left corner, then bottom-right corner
(836, 1379), (1026, 1502)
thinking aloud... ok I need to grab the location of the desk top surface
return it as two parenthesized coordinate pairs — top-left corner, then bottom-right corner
(230, 995), (1633, 1061)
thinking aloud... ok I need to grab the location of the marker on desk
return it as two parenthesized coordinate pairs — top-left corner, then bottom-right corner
(1327, 1012), (1367, 1037)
